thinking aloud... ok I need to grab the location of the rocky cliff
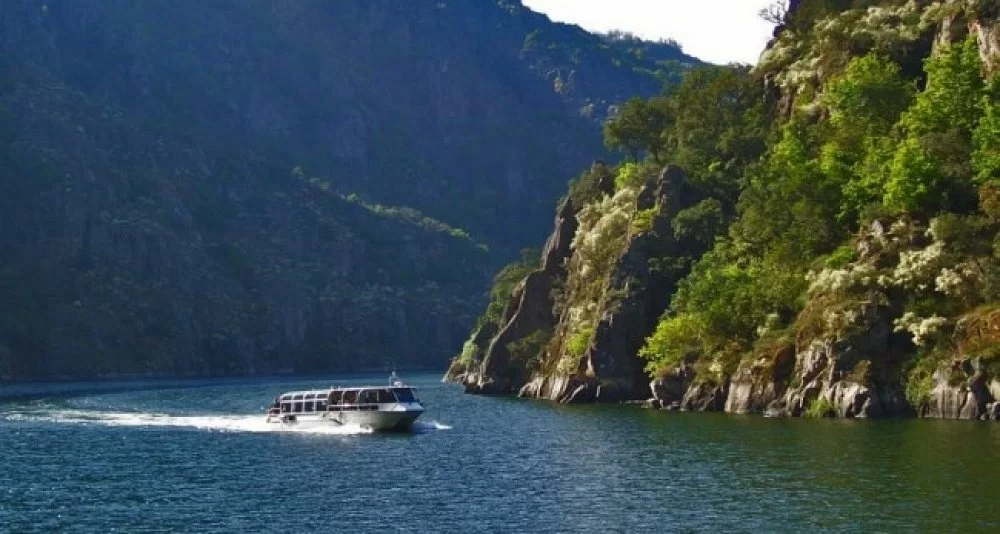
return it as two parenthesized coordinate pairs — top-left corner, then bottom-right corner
(447, 0), (1000, 422)
(0, 0), (698, 380)
(651, 217), (1000, 421)
(448, 163), (712, 402)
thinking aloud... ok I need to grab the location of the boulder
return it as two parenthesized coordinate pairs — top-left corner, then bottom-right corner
(650, 365), (693, 406)
(681, 381), (728, 412)
(725, 370), (779, 415)
(825, 381), (875, 418)
(926, 367), (992, 420)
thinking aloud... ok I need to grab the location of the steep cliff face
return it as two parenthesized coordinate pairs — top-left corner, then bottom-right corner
(450, 164), (709, 402)
(448, 0), (1000, 422)
(642, 212), (1000, 422)
(758, 0), (1000, 114)
(0, 1), (697, 380)
(446, 173), (592, 395)
(659, 0), (1000, 420)
(718, 0), (1000, 420)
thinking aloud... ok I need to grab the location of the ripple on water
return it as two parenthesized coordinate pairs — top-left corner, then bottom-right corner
(1, 374), (999, 532)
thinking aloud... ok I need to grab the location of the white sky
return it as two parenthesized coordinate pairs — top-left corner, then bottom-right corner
(521, 0), (778, 65)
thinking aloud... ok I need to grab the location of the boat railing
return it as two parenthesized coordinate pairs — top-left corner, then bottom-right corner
(329, 402), (400, 411)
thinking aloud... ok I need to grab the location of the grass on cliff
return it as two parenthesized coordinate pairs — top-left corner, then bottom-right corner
(804, 396), (837, 418)
(903, 347), (949, 407)
(505, 329), (552, 373)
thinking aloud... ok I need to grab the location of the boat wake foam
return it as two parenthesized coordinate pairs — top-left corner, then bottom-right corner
(1, 409), (375, 435)
(2, 409), (453, 435)
(413, 420), (452, 431)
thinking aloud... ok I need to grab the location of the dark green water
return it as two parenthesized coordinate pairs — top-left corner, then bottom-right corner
(1, 373), (998, 532)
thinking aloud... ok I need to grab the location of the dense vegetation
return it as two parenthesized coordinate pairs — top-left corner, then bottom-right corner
(0, 0), (698, 380)
(640, 27), (1000, 403)
(454, 0), (1000, 417)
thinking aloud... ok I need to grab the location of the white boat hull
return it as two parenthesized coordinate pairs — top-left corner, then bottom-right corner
(266, 402), (424, 431)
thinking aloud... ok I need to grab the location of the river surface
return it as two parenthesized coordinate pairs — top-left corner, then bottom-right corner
(1, 372), (999, 532)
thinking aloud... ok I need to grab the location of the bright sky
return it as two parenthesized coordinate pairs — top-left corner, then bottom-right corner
(521, 0), (777, 65)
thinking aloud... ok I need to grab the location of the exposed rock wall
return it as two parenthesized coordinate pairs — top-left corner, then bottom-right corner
(452, 165), (707, 403)
(725, 364), (784, 416)
(939, 1), (1000, 75)
(517, 166), (703, 403)
(457, 191), (583, 394)
(651, 220), (995, 421)
(973, 18), (1000, 75)
(924, 360), (1000, 420)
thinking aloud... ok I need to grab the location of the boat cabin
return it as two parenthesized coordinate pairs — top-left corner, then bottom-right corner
(267, 386), (419, 416)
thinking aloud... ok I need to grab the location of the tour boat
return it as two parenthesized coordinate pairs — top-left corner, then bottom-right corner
(264, 374), (424, 431)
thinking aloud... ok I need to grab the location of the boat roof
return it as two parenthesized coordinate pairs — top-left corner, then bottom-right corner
(277, 385), (415, 397)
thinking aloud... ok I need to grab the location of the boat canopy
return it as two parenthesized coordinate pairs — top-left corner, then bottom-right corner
(276, 386), (417, 404)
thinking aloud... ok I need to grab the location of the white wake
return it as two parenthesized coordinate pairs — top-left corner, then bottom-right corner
(2, 409), (452, 435)
(3, 409), (374, 435)
(414, 420), (453, 431)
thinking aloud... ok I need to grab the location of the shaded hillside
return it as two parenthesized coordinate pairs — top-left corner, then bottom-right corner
(449, 0), (1000, 421)
(0, 0), (697, 380)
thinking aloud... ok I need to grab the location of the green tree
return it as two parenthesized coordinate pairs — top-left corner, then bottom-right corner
(824, 53), (914, 140)
(973, 79), (1000, 186)
(901, 36), (983, 138)
(478, 249), (541, 328)
(671, 198), (724, 247)
(640, 313), (705, 375)
(734, 122), (842, 263)
(669, 65), (769, 204)
(603, 96), (672, 163)
(820, 53), (914, 222)
(641, 243), (806, 376)
(884, 136), (940, 214)
(886, 36), (984, 215)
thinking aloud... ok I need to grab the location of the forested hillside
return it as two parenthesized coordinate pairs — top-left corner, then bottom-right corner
(449, 0), (1000, 420)
(0, 0), (698, 380)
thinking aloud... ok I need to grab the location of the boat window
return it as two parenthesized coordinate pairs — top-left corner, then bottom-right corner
(358, 390), (378, 404)
(293, 402), (303, 412)
(292, 394), (304, 401)
(375, 389), (396, 403)
(281, 402), (290, 413)
(393, 388), (416, 402)
(329, 391), (343, 404)
(316, 400), (327, 411)
(342, 391), (358, 404)
(304, 401), (314, 412)
(281, 394), (292, 401)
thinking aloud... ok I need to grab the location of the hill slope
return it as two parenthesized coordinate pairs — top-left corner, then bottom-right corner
(0, 0), (698, 380)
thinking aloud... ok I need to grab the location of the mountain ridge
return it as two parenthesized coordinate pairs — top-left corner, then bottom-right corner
(0, 0), (698, 380)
